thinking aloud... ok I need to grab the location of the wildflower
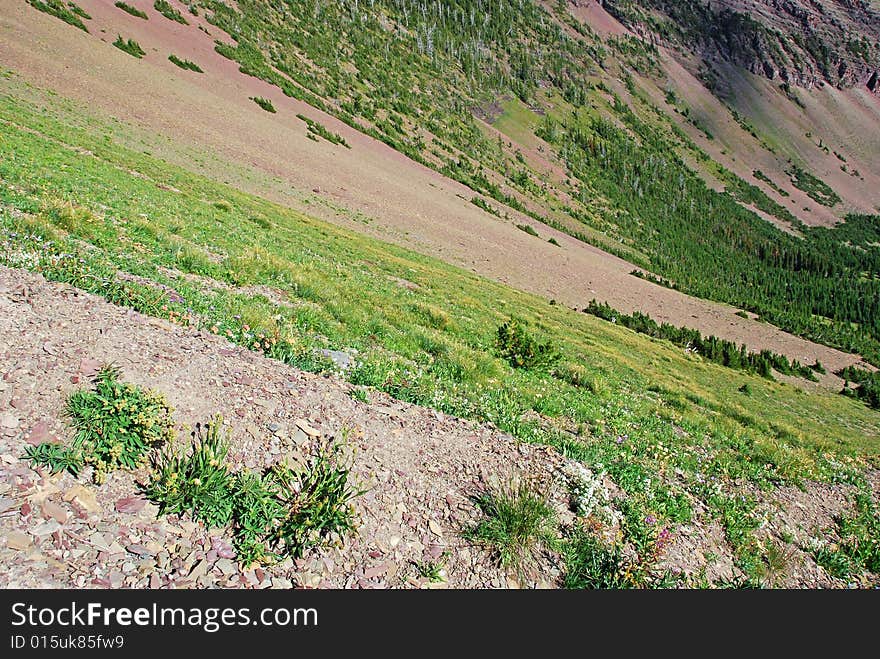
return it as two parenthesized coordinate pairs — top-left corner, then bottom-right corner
(644, 515), (657, 526)
(191, 477), (202, 486)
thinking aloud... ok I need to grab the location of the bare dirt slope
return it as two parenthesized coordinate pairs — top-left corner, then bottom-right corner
(0, 1), (869, 378)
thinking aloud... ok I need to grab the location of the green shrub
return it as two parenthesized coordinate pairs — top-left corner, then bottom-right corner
(154, 0), (188, 24)
(516, 223), (540, 237)
(496, 318), (560, 370)
(23, 442), (84, 477)
(251, 96), (276, 113)
(168, 54), (203, 72)
(115, 2), (148, 19)
(113, 35), (146, 59)
(26, 0), (89, 32)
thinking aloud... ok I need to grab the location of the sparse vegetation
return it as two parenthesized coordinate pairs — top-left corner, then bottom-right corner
(295, 114), (349, 148)
(27, 0), (90, 32)
(466, 480), (555, 574)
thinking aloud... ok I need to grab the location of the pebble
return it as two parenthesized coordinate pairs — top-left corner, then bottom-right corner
(6, 531), (33, 551)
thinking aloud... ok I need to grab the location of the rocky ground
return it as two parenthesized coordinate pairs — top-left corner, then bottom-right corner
(0, 267), (567, 589)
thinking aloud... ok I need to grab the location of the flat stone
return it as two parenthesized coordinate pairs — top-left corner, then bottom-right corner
(428, 520), (443, 536)
(32, 519), (61, 537)
(63, 485), (101, 514)
(27, 420), (53, 445)
(78, 358), (102, 377)
(0, 412), (18, 429)
(215, 558), (237, 576)
(115, 496), (147, 514)
(41, 501), (68, 524)
(271, 577), (293, 589)
(6, 531), (33, 550)
(294, 419), (321, 438)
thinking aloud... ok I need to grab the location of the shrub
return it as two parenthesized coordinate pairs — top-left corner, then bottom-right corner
(113, 35), (146, 59)
(154, 0), (188, 24)
(251, 96), (276, 113)
(516, 223), (540, 237)
(465, 479), (555, 573)
(115, 2), (148, 19)
(26, 0), (89, 32)
(496, 318), (560, 370)
(168, 54), (203, 72)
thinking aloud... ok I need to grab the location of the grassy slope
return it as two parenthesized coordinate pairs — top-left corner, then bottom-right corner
(1, 80), (878, 584)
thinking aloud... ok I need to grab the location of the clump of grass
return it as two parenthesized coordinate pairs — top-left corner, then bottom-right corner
(465, 479), (555, 574)
(113, 35), (146, 59)
(115, 2), (148, 19)
(154, 0), (188, 24)
(413, 556), (447, 583)
(496, 318), (560, 370)
(295, 113), (350, 148)
(168, 54), (202, 72)
(27, 0), (90, 32)
(25, 365), (174, 483)
(548, 237), (561, 247)
(251, 96), (276, 113)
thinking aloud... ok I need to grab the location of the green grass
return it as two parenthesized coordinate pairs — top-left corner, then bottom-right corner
(115, 2), (148, 19)
(168, 54), (203, 73)
(113, 35), (146, 59)
(1, 85), (878, 585)
(465, 480), (556, 574)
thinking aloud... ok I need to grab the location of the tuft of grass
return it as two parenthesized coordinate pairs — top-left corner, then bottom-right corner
(465, 479), (555, 574)
(516, 223), (540, 237)
(26, 0), (89, 32)
(168, 54), (203, 72)
(251, 96), (276, 113)
(153, 0), (188, 24)
(113, 35), (146, 59)
(115, 2), (148, 19)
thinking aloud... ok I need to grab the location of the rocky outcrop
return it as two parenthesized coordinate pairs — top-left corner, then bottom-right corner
(604, 0), (880, 92)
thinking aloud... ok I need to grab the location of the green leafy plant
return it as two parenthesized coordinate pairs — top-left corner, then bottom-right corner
(146, 418), (236, 527)
(564, 525), (634, 589)
(495, 318), (560, 370)
(465, 479), (555, 574)
(65, 365), (174, 483)
(113, 35), (146, 59)
(23, 442), (83, 477)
